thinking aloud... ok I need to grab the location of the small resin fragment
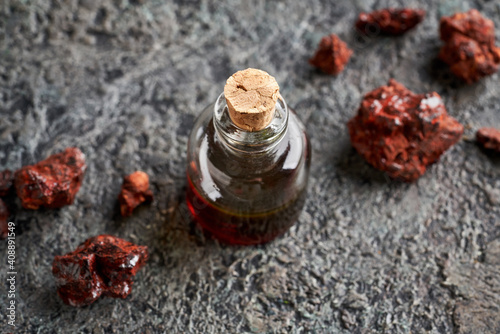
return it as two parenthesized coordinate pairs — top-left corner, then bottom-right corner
(439, 9), (500, 83)
(14, 148), (87, 209)
(356, 8), (425, 35)
(0, 170), (13, 197)
(348, 79), (463, 182)
(477, 128), (500, 152)
(309, 34), (353, 75)
(52, 235), (148, 307)
(0, 199), (9, 239)
(118, 171), (153, 217)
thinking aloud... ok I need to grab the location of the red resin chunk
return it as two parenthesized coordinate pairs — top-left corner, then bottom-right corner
(118, 171), (153, 217)
(53, 252), (104, 306)
(356, 8), (425, 35)
(0, 170), (14, 197)
(477, 127), (500, 152)
(52, 235), (148, 307)
(309, 34), (353, 75)
(0, 199), (9, 239)
(348, 79), (464, 182)
(439, 9), (500, 83)
(14, 148), (86, 209)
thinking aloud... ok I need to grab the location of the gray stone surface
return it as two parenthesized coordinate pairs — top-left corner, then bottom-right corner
(0, 0), (499, 333)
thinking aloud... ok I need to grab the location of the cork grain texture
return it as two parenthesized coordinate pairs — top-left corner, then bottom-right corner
(224, 68), (280, 131)
(0, 0), (499, 333)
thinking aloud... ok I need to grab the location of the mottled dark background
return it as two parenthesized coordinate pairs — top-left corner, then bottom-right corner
(0, 0), (499, 333)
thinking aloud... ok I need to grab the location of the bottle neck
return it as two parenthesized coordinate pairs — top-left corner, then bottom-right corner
(213, 92), (289, 153)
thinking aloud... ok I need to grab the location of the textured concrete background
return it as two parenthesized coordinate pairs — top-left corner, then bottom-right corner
(0, 0), (499, 333)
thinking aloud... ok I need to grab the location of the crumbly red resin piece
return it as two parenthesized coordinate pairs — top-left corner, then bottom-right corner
(0, 199), (9, 239)
(118, 171), (153, 217)
(0, 170), (14, 197)
(356, 8), (425, 35)
(348, 79), (464, 182)
(309, 34), (353, 75)
(52, 235), (148, 307)
(14, 148), (87, 209)
(477, 128), (500, 152)
(439, 9), (500, 83)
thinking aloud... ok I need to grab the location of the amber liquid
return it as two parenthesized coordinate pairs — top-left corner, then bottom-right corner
(186, 103), (310, 245)
(186, 175), (307, 245)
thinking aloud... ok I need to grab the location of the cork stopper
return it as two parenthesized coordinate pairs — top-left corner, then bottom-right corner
(223, 68), (280, 132)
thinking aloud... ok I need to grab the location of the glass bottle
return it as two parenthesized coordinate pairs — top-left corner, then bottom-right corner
(186, 71), (311, 245)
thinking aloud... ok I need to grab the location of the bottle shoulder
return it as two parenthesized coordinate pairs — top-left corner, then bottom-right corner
(188, 106), (309, 172)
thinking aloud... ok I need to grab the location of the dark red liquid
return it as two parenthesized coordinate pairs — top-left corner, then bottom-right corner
(186, 175), (306, 245)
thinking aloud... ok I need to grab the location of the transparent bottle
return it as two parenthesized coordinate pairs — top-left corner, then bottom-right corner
(186, 89), (311, 245)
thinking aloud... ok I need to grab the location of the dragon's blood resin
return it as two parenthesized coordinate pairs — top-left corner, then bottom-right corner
(348, 79), (463, 182)
(118, 171), (154, 217)
(439, 9), (500, 83)
(477, 128), (500, 152)
(14, 147), (86, 209)
(356, 8), (425, 35)
(309, 34), (353, 75)
(52, 235), (148, 307)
